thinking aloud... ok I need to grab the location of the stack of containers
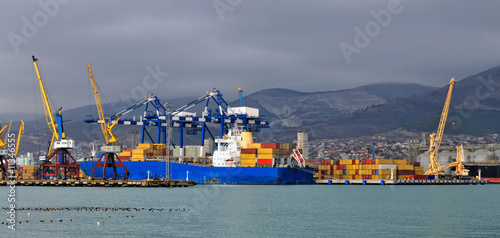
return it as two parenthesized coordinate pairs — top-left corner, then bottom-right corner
(316, 159), (426, 180)
(119, 150), (132, 161)
(131, 143), (167, 161)
(257, 143), (279, 166)
(244, 142), (295, 167)
(411, 162), (425, 176)
(241, 148), (257, 167)
(20, 165), (38, 179)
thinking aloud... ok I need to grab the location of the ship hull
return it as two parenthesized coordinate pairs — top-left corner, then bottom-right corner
(464, 163), (500, 183)
(78, 161), (314, 185)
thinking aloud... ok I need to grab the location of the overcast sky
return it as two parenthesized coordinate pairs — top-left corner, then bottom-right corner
(1, 0), (500, 118)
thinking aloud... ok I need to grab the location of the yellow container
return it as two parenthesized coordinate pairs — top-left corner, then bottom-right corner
(258, 148), (278, 154)
(248, 143), (262, 149)
(138, 143), (153, 149)
(241, 154), (256, 159)
(415, 170), (424, 175)
(379, 169), (394, 175)
(376, 159), (394, 164)
(393, 160), (408, 165)
(257, 154), (273, 159)
(398, 164), (414, 170)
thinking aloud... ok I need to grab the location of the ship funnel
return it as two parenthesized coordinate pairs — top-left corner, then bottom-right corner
(241, 131), (253, 148)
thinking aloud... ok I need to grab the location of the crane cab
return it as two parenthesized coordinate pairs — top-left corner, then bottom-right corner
(53, 139), (75, 149)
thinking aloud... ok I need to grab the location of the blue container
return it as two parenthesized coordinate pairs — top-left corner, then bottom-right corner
(428, 175), (436, 180)
(380, 180), (384, 185)
(343, 170), (346, 175)
(362, 180), (366, 185)
(328, 180), (332, 185)
(375, 169), (379, 175)
(345, 180), (349, 185)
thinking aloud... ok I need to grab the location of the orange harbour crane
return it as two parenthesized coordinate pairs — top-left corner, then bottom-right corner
(87, 64), (129, 180)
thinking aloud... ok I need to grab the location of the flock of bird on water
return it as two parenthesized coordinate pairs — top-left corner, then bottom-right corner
(1, 206), (190, 225)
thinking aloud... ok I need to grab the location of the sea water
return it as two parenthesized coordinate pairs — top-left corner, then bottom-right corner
(0, 185), (499, 237)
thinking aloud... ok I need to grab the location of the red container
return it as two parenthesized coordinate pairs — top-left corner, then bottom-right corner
(257, 159), (273, 165)
(414, 175), (429, 180)
(241, 148), (258, 154)
(355, 170), (359, 175)
(261, 143), (279, 149)
(120, 156), (131, 161)
(410, 162), (421, 167)
(362, 175), (366, 180)
(367, 175), (372, 180)
(352, 175), (356, 180)
(372, 170), (376, 175)
(398, 170), (414, 175)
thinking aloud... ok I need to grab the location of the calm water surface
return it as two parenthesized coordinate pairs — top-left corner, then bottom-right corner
(0, 184), (498, 237)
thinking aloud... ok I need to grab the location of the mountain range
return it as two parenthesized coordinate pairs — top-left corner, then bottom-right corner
(8, 65), (500, 154)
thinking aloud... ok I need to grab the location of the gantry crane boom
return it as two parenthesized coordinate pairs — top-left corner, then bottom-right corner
(88, 65), (119, 144)
(0, 124), (8, 147)
(14, 121), (24, 159)
(426, 78), (455, 176)
(32, 56), (60, 154)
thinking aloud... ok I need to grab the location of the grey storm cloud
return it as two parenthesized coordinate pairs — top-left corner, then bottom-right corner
(1, 0), (500, 118)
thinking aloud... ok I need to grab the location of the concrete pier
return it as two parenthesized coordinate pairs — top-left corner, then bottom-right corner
(0, 179), (197, 187)
(315, 179), (489, 185)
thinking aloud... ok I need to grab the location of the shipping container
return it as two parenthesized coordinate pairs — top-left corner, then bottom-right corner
(397, 170), (414, 175)
(379, 164), (397, 170)
(257, 159), (273, 165)
(398, 164), (414, 170)
(375, 159), (394, 164)
(248, 143), (262, 149)
(257, 154), (274, 160)
(392, 159), (408, 165)
(260, 143), (279, 149)
(241, 148), (258, 154)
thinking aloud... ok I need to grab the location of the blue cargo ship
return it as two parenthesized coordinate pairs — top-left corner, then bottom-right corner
(78, 161), (314, 184)
(78, 129), (314, 184)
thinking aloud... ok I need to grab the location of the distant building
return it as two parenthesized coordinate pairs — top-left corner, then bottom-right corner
(16, 152), (35, 166)
(297, 131), (309, 160)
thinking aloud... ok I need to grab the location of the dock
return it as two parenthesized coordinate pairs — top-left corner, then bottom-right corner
(0, 179), (197, 187)
(315, 179), (490, 185)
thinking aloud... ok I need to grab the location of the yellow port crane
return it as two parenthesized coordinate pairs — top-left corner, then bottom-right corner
(32, 55), (80, 179)
(0, 121), (12, 147)
(14, 121), (24, 159)
(33, 56), (65, 155)
(87, 64), (128, 180)
(425, 78), (455, 176)
(0, 121), (12, 179)
(437, 145), (469, 177)
(88, 64), (120, 144)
